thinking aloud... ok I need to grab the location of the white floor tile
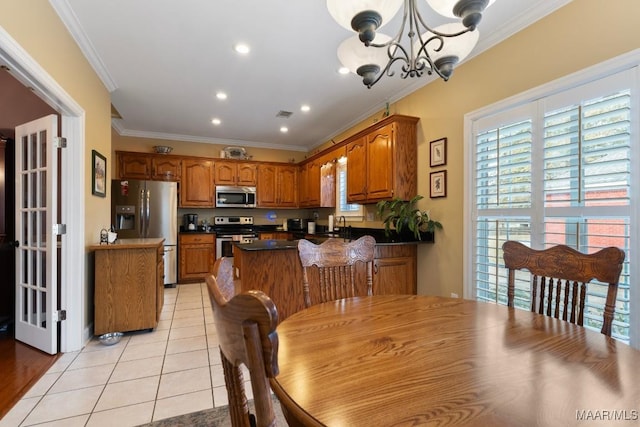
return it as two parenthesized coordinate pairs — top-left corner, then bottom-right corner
(162, 349), (209, 374)
(165, 335), (207, 355)
(0, 396), (39, 427)
(94, 376), (160, 412)
(169, 316), (204, 329)
(157, 366), (211, 399)
(22, 371), (61, 398)
(172, 308), (203, 320)
(21, 386), (103, 426)
(66, 347), (123, 371)
(108, 356), (164, 383)
(86, 401), (155, 427)
(168, 324), (206, 340)
(49, 363), (115, 394)
(119, 340), (167, 362)
(126, 329), (169, 345)
(152, 389), (213, 422)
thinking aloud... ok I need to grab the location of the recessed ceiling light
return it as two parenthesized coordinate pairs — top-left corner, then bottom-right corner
(280, 126), (288, 133)
(211, 118), (221, 125)
(216, 92), (227, 100)
(300, 105), (310, 112)
(234, 43), (250, 54)
(338, 67), (350, 75)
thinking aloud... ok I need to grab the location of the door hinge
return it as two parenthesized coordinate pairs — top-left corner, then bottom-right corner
(53, 224), (67, 235)
(54, 310), (67, 322)
(54, 137), (67, 148)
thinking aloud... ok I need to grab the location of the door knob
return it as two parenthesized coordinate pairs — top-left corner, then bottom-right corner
(9, 240), (19, 248)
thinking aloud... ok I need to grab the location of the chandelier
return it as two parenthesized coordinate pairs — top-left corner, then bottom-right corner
(327, 0), (495, 88)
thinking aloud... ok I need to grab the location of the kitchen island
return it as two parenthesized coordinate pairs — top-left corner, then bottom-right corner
(233, 237), (419, 321)
(91, 238), (165, 335)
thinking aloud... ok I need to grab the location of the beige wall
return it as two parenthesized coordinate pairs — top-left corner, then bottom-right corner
(1, 1), (112, 334)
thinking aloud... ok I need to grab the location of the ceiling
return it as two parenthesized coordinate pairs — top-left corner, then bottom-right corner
(45, 0), (570, 152)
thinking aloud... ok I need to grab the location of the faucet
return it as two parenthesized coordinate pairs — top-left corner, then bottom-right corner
(338, 216), (346, 239)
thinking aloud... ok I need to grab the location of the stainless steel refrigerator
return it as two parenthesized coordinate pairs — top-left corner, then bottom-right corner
(111, 179), (178, 285)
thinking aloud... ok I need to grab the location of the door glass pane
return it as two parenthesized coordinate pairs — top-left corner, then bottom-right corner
(39, 130), (47, 168)
(40, 171), (46, 208)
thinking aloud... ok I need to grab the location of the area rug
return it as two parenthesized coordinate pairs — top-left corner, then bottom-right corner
(140, 396), (285, 427)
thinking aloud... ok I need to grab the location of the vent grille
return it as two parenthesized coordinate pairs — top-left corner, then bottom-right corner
(276, 110), (293, 118)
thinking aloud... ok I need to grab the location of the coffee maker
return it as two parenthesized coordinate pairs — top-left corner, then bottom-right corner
(184, 213), (198, 231)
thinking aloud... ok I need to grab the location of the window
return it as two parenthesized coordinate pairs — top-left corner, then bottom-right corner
(335, 157), (364, 219)
(465, 58), (638, 347)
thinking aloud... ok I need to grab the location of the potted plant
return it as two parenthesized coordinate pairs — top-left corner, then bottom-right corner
(376, 195), (443, 241)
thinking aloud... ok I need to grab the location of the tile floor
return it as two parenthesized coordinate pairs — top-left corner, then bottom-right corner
(0, 282), (247, 427)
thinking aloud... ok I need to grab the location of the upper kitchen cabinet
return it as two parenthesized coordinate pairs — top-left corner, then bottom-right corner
(152, 156), (181, 181)
(257, 164), (298, 208)
(346, 115), (418, 204)
(117, 151), (152, 180)
(181, 159), (214, 207)
(116, 151), (180, 181)
(298, 159), (321, 207)
(299, 147), (342, 208)
(214, 160), (257, 186)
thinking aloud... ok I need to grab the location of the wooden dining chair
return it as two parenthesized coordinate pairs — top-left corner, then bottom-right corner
(207, 258), (280, 427)
(297, 235), (376, 308)
(502, 240), (625, 336)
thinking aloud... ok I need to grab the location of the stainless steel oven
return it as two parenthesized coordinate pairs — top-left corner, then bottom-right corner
(213, 216), (257, 259)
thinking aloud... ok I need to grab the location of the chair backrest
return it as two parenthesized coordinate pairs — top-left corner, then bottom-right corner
(206, 264), (279, 427)
(297, 235), (376, 308)
(502, 240), (625, 336)
(212, 257), (236, 301)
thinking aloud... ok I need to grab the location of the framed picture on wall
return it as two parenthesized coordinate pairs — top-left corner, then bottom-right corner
(430, 170), (447, 198)
(430, 137), (447, 167)
(92, 150), (106, 197)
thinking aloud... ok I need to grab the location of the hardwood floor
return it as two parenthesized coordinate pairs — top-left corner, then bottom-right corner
(0, 330), (59, 419)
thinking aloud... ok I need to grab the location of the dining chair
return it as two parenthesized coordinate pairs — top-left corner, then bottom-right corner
(297, 235), (376, 308)
(207, 258), (280, 427)
(502, 240), (625, 336)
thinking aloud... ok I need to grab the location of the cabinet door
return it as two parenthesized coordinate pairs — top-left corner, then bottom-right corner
(346, 137), (367, 202)
(320, 161), (336, 207)
(118, 153), (152, 180)
(298, 164), (309, 207)
(373, 255), (417, 295)
(366, 123), (394, 201)
(179, 244), (215, 281)
(236, 163), (257, 186)
(214, 161), (237, 185)
(306, 160), (321, 207)
(277, 165), (298, 207)
(156, 248), (164, 322)
(257, 164), (278, 207)
(152, 156), (181, 181)
(181, 159), (214, 207)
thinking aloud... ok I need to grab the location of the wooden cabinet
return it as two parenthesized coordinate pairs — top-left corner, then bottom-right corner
(298, 160), (321, 207)
(259, 231), (292, 240)
(179, 233), (216, 283)
(214, 161), (257, 186)
(346, 116), (418, 204)
(373, 244), (417, 295)
(152, 156), (181, 181)
(117, 152), (152, 180)
(116, 151), (180, 181)
(92, 239), (164, 335)
(180, 159), (214, 207)
(257, 164), (298, 208)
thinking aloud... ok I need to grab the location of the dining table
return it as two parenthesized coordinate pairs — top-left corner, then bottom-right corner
(269, 295), (640, 426)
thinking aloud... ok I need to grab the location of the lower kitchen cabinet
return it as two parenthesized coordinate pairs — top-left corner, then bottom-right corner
(179, 233), (216, 283)
(92, 238), (165, 335)
(259, 231), (292, 240)
(373, 245), (417, 295)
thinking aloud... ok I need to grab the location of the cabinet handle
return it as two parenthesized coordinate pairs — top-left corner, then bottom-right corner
(374, 263), (378, 274)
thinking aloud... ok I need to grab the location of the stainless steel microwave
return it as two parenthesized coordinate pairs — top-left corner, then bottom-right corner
(215, 185), (257, 208)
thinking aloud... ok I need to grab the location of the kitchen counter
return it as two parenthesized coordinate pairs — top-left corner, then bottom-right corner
(90, 237), (165, 250)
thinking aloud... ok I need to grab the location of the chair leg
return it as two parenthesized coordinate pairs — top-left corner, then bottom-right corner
(220, 348), (252, 427)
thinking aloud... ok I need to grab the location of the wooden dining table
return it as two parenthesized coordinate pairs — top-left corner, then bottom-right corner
(269, 295), (640, 426)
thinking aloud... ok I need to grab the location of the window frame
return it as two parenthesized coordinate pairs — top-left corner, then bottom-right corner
(463, 49), (640, 349)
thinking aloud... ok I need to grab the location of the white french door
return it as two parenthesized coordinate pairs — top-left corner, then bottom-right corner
(14, 114), (59, 354)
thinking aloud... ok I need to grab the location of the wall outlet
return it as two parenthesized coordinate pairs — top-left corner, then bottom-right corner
(451, 293), (459, 298)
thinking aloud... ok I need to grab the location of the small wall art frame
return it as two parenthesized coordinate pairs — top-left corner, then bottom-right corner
(92, 149), (107, 197)
(430, 137), (447, 167)
(430, 170), (447, 198)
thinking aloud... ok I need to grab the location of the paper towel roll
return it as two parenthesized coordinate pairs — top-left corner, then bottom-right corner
(308, 221), (316, 234)
(328, 215), (334, 232)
